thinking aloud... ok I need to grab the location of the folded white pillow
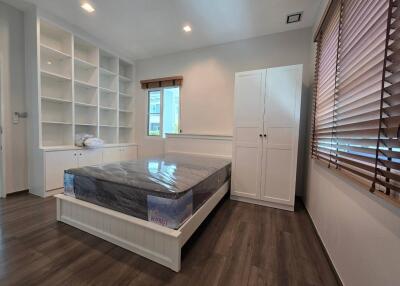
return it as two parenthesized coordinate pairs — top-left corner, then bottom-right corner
(84, 137), (104, 148)
(75, 133), (94, 147)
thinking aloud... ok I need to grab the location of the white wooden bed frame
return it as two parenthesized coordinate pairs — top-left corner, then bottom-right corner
(55, 134), (232, 272)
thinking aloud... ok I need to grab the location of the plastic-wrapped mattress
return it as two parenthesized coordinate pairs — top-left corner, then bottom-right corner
(64, 153), (231, 229)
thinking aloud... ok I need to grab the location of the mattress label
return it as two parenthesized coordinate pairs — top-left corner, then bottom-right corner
(148, 190), (193, 229)
(64, 173), (75, 198)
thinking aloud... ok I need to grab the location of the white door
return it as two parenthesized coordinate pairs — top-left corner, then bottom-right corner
(260, 65), (302, 207)
(45, 150), (78, 191)
(78, 149), (102, 167)
(103, 147), (121, 163)
(231, 70), (266, 199)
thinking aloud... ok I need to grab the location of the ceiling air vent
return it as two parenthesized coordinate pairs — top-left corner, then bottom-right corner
(287, 12), (303, 24)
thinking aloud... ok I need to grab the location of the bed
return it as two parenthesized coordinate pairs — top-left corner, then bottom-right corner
(55, 134), (232, 271)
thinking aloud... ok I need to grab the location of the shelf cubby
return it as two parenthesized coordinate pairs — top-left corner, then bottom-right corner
(119, 59), (133, 79)
(75, 84), (98, 106)
(41, 100), (72, 124)
(40, 48), (72, 79)
(40, 20), (72, 55)
(75, 105), (98, 126)
(119, 96), (133, 111)
(74, 37), (98, 66)
(41, 73), (72, 101)
(75, 62), (98, 86)
(75, 125), (98, 138)
(100, 126), (118, 144)
(42, 123), (73, 147)
(119, 128), (134, 144)
(100, 50), (118, 74)
(100, 109), (117, 127)
(119, 111), (133, 128)
(100, 90), (117, 109)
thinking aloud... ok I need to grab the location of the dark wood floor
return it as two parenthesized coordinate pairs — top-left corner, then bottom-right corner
(0, 192), (338, 286)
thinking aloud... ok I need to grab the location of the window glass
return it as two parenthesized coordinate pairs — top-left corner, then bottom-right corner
(162, 87), (180, 137)
(147, 87), (180, 137)
(148, 90), (161, 136)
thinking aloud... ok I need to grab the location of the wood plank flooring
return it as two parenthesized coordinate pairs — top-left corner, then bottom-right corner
(0, 192), (338, 286)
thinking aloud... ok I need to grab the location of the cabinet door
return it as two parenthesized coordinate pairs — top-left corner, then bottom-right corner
(231, 70), (265, 199)
(45, 150), (78, 191)
(261, 65), (302, 208)
(121, 146), (138, 161)
(78, 149), (102, 167)
(102, 147), (121, 164)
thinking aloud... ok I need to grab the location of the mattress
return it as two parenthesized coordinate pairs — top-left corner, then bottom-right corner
(64, 153), (231, 229)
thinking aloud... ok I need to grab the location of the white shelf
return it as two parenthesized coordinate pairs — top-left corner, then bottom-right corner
(119, 92), (133, 98)
(75, 123), (98, 126)
(40, 44), (71, 60)
(100, 124), (117, 128)
(75, 58), (97, 70)
(75, 79), (98, 89)
(75, 101), (97, 108)
(119, 75), (131, 82)
(100, 86), (117, 93)
(42, 120), (72, 125)
(100, 68), (117, 76)
(37, 19), (135, 149)
(41, 70), (71, 81)
(41, 96), (72, 104)
(100, 106), (116, 111)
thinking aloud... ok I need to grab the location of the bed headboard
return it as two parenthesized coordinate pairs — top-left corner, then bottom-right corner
(165, 134), (232, 159)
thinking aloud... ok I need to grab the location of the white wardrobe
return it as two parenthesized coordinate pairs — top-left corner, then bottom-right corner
(231, 65), (302, 211)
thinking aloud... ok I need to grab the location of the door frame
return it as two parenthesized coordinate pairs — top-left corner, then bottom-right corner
(0, 55), (6, 198)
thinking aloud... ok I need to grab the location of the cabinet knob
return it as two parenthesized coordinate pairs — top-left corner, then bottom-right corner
(259, 134), (262, 137)
(264, 134), (267, 137)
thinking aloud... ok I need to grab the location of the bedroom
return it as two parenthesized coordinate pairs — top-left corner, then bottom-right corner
(0, 0), (399, 285)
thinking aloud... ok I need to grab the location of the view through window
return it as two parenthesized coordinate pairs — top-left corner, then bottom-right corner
(148, 87), (180, 137)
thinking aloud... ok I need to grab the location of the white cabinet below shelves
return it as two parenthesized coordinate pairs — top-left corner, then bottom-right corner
(44, 145), (138, 192)
(102, 147), (121, 163)
(78, 149), (102, 167)
(45, 150), (78, 191)
(103, 146), (138, 163)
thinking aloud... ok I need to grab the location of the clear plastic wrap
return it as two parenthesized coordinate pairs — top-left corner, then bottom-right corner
(64, 154), (231, 229)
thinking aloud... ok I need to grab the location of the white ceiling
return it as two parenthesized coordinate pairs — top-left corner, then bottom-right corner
(20, 0), (322, 60)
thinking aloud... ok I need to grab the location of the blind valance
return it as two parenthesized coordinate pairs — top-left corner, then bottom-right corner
(140, 76), (183, 89)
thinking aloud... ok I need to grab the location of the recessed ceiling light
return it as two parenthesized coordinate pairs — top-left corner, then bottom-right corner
(81, 2), (95, 13)
(183, 25), (192, 32)
(287, 12), (303, 24)
(47, 60), (52, 65)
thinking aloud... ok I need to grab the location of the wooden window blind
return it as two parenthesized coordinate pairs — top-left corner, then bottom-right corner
(312, 0), (400, 206)
(140, 76), (183, 89)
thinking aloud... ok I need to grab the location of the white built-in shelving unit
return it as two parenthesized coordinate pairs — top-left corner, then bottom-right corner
(38, 19), (135, 148)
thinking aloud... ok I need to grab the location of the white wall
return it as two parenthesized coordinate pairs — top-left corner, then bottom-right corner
(135, 28), (313, 160)
(0, 1), (28, 194)
(304, 1), (400, 285)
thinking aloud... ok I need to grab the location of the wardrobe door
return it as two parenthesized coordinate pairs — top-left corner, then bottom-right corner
(261, 65), (302, 209)
(231, 70), (265, 199)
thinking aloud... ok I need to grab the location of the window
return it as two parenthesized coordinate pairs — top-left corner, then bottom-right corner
(147, 87), (180, 137)
(312, 0), (400, 206)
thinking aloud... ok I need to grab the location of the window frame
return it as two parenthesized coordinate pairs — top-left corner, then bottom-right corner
(146, 86), (181, 138)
